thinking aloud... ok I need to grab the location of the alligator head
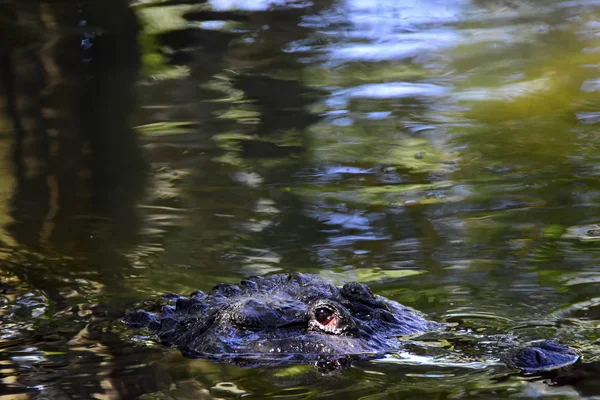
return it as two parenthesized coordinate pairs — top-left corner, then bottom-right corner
(124, 273), (433, 365)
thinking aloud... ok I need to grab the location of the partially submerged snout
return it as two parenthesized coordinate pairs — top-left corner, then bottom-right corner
(505, 341), (581, 374)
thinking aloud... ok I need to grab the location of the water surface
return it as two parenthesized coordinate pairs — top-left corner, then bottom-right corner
(1, 0), (600, 398)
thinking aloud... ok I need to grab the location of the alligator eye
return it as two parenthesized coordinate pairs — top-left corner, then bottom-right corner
(309, 302), (357, 335)
(315, 307), (336, 327)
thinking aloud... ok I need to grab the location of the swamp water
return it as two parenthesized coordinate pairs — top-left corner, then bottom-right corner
(2, 0), (600, 398)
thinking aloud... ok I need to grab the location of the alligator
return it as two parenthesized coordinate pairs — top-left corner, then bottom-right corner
(124, 273), (579, 372)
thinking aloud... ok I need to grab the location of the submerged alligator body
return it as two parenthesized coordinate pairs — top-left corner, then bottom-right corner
(124, 273), (579, 372)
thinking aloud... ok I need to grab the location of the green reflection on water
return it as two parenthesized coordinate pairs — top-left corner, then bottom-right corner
(2, 0), (600, 398)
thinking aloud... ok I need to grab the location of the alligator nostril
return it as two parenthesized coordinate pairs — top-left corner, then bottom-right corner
(534, 350), (544, 365)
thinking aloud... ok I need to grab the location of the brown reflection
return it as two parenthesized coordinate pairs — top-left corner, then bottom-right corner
(0, 2), (150, 397)
(0, 1), (145, 254)
(0, 0), (147, 319)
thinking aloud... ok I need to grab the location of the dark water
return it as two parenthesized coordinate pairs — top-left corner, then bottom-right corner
(2, 0), (600, 398)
